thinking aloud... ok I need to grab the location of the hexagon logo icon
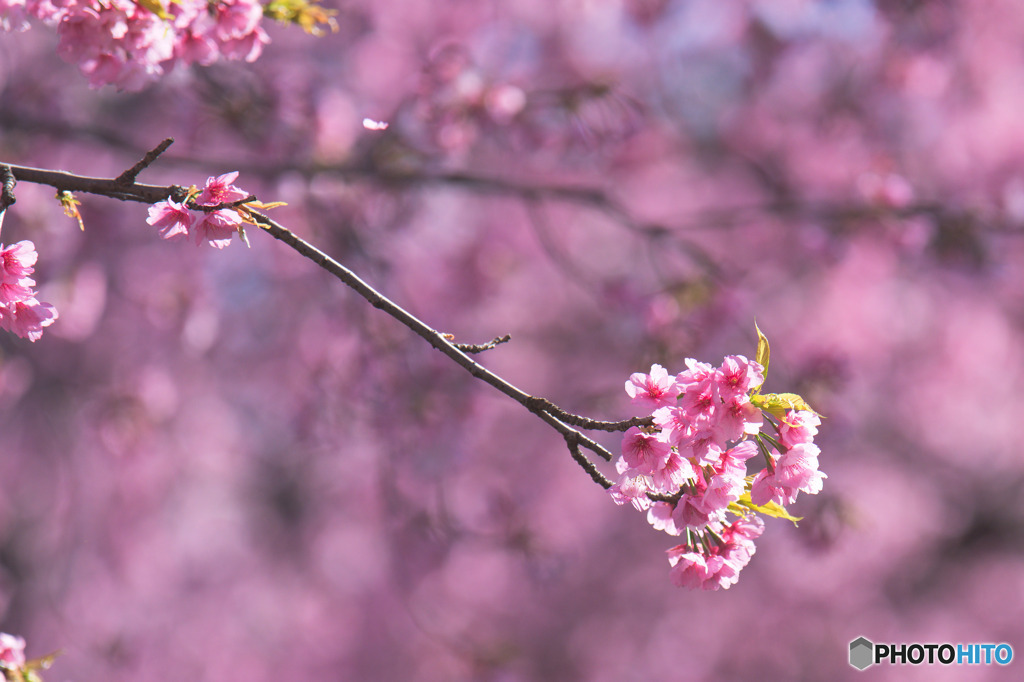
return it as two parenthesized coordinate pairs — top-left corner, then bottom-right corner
(849, 636), (874, 670)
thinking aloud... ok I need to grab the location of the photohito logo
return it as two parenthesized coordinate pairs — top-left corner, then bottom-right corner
(849, 636), (1014, 671)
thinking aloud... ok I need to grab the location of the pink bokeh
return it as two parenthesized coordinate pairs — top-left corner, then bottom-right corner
(1, 0), (1023, 679)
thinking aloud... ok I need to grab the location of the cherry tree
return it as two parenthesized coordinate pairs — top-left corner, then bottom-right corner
(0, 1), (1021, 680)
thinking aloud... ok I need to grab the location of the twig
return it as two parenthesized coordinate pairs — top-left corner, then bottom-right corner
(452, 334), (512, 354)
(115, 137), (175, 186)
(564, 435), (614, 489)
(245, 208), (622, 464)
(190, 195), (259, 211)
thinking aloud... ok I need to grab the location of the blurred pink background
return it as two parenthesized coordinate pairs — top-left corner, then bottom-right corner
(1, 0), (1023, 679)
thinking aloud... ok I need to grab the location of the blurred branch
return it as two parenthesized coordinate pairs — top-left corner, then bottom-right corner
(0, 149), (656, 486)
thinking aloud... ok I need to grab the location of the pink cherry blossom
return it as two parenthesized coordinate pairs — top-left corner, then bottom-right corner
(608, 471), (651, 512)
(667, 545), (726, 590)
(699, 469), (746, 515)
(0, 240), (38, 282)
(749, 467), (789, 506)
(652, 405), (696, 446)
(0, 297), (58, 341)
(0, 277), (35, 305)
(624, 363), (681, 412)
(672, 492), (713, 529)
(646, 501), (680, 535)
(677, 428), (723, 467)
(146, 198), (193, 240)
(749, 444), (825, 506)
(774, 443), (827, 496)
(620, 346), (822, 589)
(777, 409), (821, 449)
(147, 173), (250, 248)
(713, 515), (765, 586)
(712, 395), (763, 443)
(675, 358), (716, 391)
(677, 379), (717, 420)
(647, 450), (699, 494)
(714, 355), (764, 399)
(717, 440), (758, 475)
(192, 209), (241, 249)
(620, 426), (672, 475)
(196, 171), (249, 207)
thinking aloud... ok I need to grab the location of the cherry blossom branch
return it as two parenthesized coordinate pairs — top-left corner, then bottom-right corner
(7, 162), (188, 205)
(245, 207), (625, 466)
(0, 148), (642, 481)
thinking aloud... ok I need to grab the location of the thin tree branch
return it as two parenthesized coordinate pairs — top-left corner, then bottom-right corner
(452, 334), (512, 354)
(0, 154), (640, 480)
(115, 137), (175, 186)
(246, 208), (622, 462)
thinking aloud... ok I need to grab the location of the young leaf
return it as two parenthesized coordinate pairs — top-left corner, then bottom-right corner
(754, 321), (770, 383)
(750, 392), (818, 418)
(133, 0), (173, 19)
(730, 494), (802, 525)
(56, 191), (85, 231)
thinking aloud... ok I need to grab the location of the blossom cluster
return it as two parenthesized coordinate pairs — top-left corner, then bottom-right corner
(0, 0), (269, 90)
(147, 171), (249, 249)
(0, 239), (58, 342)
(611, 355), (824, 590)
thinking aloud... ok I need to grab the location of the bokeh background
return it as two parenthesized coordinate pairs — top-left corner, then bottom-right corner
(2, 0), (1024, 679)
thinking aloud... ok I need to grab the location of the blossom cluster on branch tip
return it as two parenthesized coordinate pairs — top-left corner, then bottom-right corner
(0, 239), (58, 342)
(611, 335), (824, 590)
(0, 0), (272, 90)
(147, 171), (250, 249)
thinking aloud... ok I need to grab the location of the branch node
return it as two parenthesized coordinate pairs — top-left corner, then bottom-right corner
(563, 435), (614, 489)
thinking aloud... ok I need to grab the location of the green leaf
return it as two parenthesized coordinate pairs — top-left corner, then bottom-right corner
(263, 0), (338, 35)
(754, 321), (770, 378)
(750, 392), (818, 418)
(133, 0), (173, 19)
(730, 493), (802, 525)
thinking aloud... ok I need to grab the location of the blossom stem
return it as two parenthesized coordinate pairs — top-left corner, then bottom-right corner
(755, 435), (776, 473)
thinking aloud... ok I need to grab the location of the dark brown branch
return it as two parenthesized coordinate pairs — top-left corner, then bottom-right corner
(115, 137), (175, 186)
(524, 396), (652, 432)
(0, 165), (15, 212)
(452, 334), (512, 354)
(7, 164), (187, 204)
(564, 434), (614, 489)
